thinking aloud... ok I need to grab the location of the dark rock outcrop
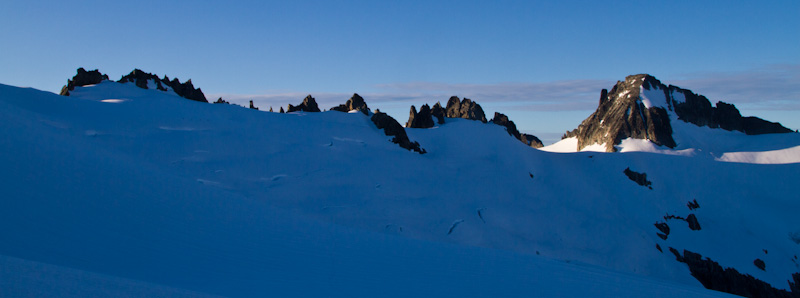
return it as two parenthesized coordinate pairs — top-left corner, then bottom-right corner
(669, 248), (797, 298)
(445, 96), (487, 122)
(213, 97), (230, 104)
(431, 102), (446, 124)
(371, 112), (425, 154)
(287, 95), (321, 113)
(754, 259), (766, 271)
(59, 68), (110, 96)
(521, 133), (544, 148)
(687, 199), (700, 210)
(564, 74), (792, 152)
(490, 112), (544, 148)
(623, 167), (652, 189)
(330, 93), (370, 115)
(491, 112), (522, 140)
(655, 222), (670, 237)
(406, 104), (435, 128)
(686, 213), (701, 231)
(249, 100), (258, 110)
(118, 69), (208, 103)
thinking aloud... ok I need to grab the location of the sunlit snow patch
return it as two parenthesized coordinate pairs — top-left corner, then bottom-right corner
(100, 99), (128, 103)
(717, 145), (800, 164)
(616, 138), (697, 156)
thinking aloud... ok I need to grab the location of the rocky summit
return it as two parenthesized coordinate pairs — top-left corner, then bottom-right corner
(59, 68), (109, 96)
(445, 96), (487, 123)
(564, 74), (793, 152)
(406, 104), (435, 128)
(287, 95), (321, 113)
(331, 93), (370, 115)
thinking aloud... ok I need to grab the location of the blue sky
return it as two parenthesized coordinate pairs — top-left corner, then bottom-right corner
(2, 0), (798, 143)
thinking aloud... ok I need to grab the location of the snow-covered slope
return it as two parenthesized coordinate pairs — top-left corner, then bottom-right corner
(1, 81), (797, 297)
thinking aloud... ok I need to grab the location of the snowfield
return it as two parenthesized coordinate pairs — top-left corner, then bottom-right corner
(1, 81), (797, 297)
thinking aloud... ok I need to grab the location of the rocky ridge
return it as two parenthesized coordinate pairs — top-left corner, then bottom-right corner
(371, 112), (426, 154)
(60, 68), (208, 103)
(490, 112), (544, 148)
(405, 97), (542, 148)
(564, 74), (792, 152)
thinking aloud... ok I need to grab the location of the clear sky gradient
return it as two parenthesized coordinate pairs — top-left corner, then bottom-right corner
(2, 0), (798, 143)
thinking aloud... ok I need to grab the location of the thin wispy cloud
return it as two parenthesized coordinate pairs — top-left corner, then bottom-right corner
(209, 64), (800, 134)
(669, 64), (800, 110)
(211, 79), (610, 112)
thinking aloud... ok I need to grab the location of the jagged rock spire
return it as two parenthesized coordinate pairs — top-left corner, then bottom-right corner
(406, 104), (435, 128)
(288, 95), (321, 113)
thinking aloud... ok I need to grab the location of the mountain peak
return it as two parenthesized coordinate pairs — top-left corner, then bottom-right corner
(564, 74), (792, 152)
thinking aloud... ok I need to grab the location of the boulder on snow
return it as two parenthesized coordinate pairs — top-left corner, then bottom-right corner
(59, 68), (110, 96)
(287, 95), (321, 113)
(249, 100), (258, 110)
(330, 93), (370, 115)
(754, 259), (766, 271)
(371, 112), (425, 154)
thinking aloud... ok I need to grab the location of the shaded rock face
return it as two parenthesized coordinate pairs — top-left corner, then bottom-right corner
(491, 112), (522, 140)
(331, 93), (370, 115)
(406, 104), (435, 128)
(287, 95), (321, 113)
(669, 248), (798, 298)
(490, 112), (544, 148)
(431, 102), (445, 124)
(59, 68), (109, 96)
(118, 69), (208, 103)
(564, 75), (675, 152)
(370, 112), (425, 154)
(565, 74), (792, 152)
(403, 101), (447, 128)
(249, 100), (258, 110)
(521, 134), (544, 148)
(445, 96), (487, 122)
